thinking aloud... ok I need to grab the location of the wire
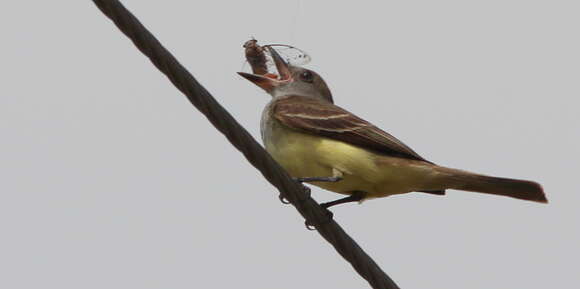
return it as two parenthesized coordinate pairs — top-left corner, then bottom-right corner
(92, 1), (400, 288)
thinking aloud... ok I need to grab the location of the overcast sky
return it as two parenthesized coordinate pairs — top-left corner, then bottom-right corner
(1, 1), (579, 288)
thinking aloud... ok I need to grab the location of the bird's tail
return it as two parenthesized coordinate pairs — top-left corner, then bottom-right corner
(432, 166), (547, 203)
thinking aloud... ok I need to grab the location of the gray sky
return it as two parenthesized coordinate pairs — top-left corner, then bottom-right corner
(1, 1), (578, 288)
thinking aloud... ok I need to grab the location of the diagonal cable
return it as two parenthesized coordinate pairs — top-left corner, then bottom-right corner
(92, 1), (400, 288)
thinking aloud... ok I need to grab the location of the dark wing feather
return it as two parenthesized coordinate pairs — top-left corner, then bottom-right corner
(273, 95), (431, 163)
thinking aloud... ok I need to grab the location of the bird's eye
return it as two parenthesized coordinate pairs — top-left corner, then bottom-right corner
(300, 70), (314, 83)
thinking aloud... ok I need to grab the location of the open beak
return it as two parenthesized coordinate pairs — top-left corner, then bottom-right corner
(237, 72), (280, 93)
(268, 46), (292, 80)
(237, 46), (292, 93)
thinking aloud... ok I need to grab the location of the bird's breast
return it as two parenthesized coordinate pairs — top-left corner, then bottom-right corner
(261, 110), (388, 195)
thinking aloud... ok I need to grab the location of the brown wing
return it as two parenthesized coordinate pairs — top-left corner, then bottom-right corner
(273, 95), (431, 163)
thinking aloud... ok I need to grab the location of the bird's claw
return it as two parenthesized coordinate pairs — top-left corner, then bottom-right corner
(304, 207), (334, 230)
(279, 184), (311, 205)
(278, 193), (291, 204)
(305, 221), (316, 231)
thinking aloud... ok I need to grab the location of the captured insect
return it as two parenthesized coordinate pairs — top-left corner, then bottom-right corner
(242, 39), (311, 78)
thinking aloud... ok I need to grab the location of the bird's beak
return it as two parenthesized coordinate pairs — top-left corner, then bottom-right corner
(268, 46), (292, 81)
(237, 72), (280, 93)
(237, 47), (292, 93)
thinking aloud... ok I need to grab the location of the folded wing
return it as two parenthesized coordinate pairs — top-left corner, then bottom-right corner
(273, 95), (431, 163)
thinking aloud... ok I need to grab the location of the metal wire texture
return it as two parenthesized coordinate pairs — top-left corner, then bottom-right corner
(92, 1), (400, 288)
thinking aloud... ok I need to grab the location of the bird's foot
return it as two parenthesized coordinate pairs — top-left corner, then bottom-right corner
(278, 183), (311, 205)
(278, 193), (291, 204)
(304, 207), (334, 230)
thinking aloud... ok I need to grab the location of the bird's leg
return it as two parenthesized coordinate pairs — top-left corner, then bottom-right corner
(321, 191), (367, 209)
(296, 169), (345, 230)
(293, 168), (344, 183)
(304, 192), (366, 231)
(293, 176), (342, 183)
(293, 168), (341, 214)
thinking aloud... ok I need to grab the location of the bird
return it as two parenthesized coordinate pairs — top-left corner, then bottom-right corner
(237, 47), (547, 209)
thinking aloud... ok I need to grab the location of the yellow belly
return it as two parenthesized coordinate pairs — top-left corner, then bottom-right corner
(263, 125), (437, 198)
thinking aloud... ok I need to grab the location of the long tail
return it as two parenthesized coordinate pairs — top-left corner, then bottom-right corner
(433, 166), (547, 203)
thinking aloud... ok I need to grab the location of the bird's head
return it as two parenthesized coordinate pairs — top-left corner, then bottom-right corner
(238, 47), (333, 103)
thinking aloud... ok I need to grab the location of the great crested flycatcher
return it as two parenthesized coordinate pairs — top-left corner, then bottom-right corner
(238, 47), (547, 208)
